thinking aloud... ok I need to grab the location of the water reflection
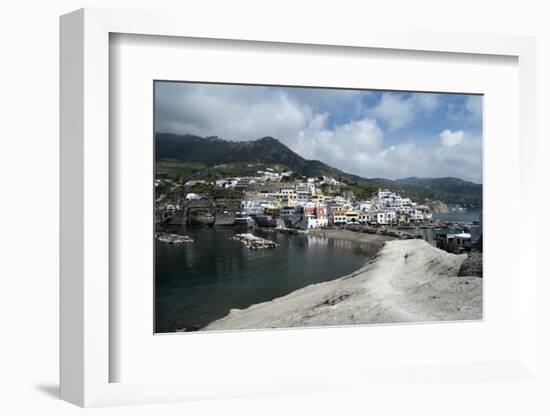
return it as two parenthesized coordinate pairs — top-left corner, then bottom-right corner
(155, 227), (370, 332)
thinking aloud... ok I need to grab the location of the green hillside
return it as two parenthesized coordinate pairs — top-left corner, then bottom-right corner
(155, 133), (482, 207)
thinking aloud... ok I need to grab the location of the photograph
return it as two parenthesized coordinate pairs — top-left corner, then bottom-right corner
(154, 81), (483, 333)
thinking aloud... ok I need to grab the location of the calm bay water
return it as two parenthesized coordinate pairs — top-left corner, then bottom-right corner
(432, 209), (482, 223)
(155, 227), (371, 333)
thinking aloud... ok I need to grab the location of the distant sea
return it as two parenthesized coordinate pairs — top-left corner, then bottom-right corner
(432, 209), (482, 223)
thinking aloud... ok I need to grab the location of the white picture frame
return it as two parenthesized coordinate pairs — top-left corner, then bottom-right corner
(60, 7), (538, 407)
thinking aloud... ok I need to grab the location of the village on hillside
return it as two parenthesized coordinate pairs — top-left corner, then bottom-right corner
(155, 166), (482, 254)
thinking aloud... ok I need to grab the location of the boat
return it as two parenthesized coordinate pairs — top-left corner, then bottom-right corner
(186, 209), (215, 227)
(234, 212), (255, 228)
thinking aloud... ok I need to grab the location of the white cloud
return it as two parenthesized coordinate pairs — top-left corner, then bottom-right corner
(155, 83), (361, 142)
(155, 83), (482, 183)
(439, 129), (464, 147)
(294, 121), (481, 183)
(294, 118), (383, 163)
(379, 134), (482, 182)
(307, 113), (329, 130)
(414, 93), (439, 112)
(446, 95), (482, 124)
(368, 93), (439, 130)
(155, 83), (314, 141)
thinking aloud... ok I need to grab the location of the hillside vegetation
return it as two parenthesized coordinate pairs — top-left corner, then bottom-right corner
(155, 133), (482, 207)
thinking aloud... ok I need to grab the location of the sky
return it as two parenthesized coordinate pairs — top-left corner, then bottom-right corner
(155, 81), (483, 183)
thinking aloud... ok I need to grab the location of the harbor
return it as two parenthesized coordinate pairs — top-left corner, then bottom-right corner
(154, 226), (380, 333)
(157, 182), (482, 256)
(155, 185), (482, 333)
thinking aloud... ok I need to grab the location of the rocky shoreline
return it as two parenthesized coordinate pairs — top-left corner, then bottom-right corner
(202, 239), (482, 331)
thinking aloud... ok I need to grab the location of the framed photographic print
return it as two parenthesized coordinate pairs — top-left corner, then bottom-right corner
(60, 8), (538, 408)
(152, 81), (483, 334)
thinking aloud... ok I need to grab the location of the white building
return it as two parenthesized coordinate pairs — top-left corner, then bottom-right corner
(322, 176), (339, 186)
(296, 216), (328, 229)
(280, 206), (297, 223)
(410, 206), (432, 221)
(377, 189), (412, 212)
(293, 205), (328, 229)
(256, 171), (281, 181)
(378, 189), (393, 200)
(447, 232), (472, 251)
(241, 192), (276, 215)
(373, 188), (431, 222)
(371, 210), (396, 224)
(296, 191), (310, 204)
(185, 193), (201, 200)
(358, 212), (370, 223)
(328, 195), (348, 204)
(280, 187), (295, 195)
(241, 200), (265, 215)
(330, 210), (360, 226)
(358, 201), (373, 211)
(215, 178), (240, 189)
(332, 213), (347, 225)
(296, 182), (316, 194)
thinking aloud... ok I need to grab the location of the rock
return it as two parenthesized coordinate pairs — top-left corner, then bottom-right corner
(427, 200), (449, 213)
(230, 233), (279, 250)
(156, 233), (194, 244)
(458, 250), (483, 277)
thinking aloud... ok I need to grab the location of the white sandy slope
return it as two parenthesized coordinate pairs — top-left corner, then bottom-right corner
(203, 239), (482, 331)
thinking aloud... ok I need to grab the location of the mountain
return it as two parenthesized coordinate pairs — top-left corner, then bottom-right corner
(392, 177), (483, 208)
(156, 133), (326, 174)
(155, 133), (482, 207)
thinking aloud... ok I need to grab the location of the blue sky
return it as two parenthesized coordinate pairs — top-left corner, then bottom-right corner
(155, 82), (483, 183)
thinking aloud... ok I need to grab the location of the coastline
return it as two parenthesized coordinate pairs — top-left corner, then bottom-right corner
(307, 228), (395, 246)
(202, 239), (482, 331)
(305, 227), (395, 260)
